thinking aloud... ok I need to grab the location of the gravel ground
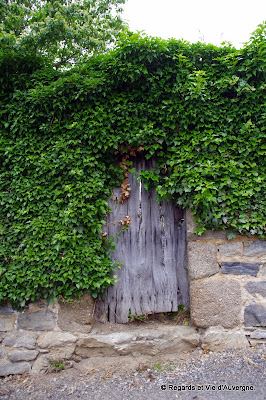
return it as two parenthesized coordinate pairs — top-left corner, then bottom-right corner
(0, 345), (265, 400)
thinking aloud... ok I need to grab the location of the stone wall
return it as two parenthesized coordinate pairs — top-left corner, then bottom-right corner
(0, 296), (202, 377)
(0, 295), (95, 376)
(186, 210), (266, 347)
(0, 211), (265, 377)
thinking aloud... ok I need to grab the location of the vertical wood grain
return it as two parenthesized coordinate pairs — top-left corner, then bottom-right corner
(95, 155), (189, 323)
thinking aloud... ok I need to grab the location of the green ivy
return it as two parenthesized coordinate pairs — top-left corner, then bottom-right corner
(0, 25), (265, 308)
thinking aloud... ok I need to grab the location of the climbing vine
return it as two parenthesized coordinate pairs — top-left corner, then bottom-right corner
(0, 24), (265, 308)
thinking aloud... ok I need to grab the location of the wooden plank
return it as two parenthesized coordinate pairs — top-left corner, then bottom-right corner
(95, 155), (189, 323)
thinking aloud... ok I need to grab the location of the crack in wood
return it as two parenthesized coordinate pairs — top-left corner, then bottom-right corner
(95, 155), (189, 323)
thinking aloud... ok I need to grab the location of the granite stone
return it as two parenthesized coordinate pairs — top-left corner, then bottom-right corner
(190, 279), (242, 328)
(188, 242), (219, 280)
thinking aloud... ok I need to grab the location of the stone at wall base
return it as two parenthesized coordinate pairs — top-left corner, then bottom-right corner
(0, 361), (31, 377)
(31, 346), (76, 374)
(31, 355), (50, 374)
(75, 326), (200, 358)
(201, 326), (249, 351)
(249, 339), (266, 345)
(249, 328), (266, 339)
(38, 332), (77, 349)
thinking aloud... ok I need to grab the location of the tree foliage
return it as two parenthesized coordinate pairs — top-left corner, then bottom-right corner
(0, 23), (265, 308)
(0, 0), (127, 67)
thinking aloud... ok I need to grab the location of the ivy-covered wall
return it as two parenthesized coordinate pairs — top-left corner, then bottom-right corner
(0, 25), (265, 308)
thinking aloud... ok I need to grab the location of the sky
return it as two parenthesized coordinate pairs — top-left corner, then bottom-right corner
(121, 0), (266, 48)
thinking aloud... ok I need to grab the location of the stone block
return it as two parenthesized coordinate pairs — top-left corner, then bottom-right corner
(0, 316), (15, 331)
(187, 242), (219, 280)
(218, 242), (243, 256)
(244, 240), (266, 257)
(245, 281), (266, 297)
(38, 332), (77, 349)
(31, 346), (76, 375)
(58, 294), (94, 333)
(17, 310), (55, 330)
(3, 332), (38, 349)
(221, 262), (259, 276)
(48, 345), (76, 361)
(0, 305), (18, 315)
(249, 329), (266, 339)
(31, 355), (50, 374)
(190, 279), (242, 328)
(76, 326), (200, 358)
(75, 337), (119, 357)
(244, 303), (266, 327)
(202, 326), (249, 351)
(8, 350), (39, 362)
(0, 361), (31, 376)
(0, 349), (4, 359)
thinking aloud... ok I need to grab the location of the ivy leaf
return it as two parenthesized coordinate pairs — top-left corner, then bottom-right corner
(226, 231), (236, 240)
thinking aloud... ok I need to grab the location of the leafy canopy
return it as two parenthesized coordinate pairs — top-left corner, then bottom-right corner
(0, 23), (265, 309)
(0, 0), (127, 67)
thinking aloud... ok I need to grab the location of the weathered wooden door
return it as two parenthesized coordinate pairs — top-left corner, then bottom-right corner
(96, 156), (189, 323)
